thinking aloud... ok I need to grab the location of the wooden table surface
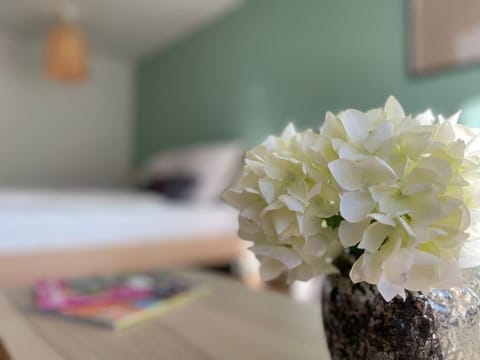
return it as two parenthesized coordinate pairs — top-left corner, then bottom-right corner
(0, 271), (330, 360)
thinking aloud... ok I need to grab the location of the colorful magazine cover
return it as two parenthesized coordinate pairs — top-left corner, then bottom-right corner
(34, 271), (206, 330)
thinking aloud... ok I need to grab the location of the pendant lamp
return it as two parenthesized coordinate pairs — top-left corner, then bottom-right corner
(45, 2), (88, 82)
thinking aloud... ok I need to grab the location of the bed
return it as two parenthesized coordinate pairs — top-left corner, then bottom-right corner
(0, 189), (244, 287)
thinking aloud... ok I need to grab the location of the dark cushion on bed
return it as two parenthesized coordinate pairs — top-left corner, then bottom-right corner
(143, 175), (196, 200)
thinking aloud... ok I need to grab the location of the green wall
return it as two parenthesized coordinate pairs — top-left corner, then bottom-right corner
(136, 0), (480, 164)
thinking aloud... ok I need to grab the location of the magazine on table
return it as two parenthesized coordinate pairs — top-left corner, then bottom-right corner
(34, 271), (206, 330)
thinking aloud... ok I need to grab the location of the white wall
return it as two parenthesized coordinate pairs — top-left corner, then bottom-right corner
(0, 31), (133, 187)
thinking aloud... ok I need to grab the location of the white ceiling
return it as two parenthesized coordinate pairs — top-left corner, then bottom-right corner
(0, 0), (241, 59)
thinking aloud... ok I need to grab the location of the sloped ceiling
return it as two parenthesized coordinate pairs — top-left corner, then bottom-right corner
(0, 0), (241, 59)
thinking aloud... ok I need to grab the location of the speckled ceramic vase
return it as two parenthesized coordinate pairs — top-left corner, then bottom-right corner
(322, 258), (480, 360)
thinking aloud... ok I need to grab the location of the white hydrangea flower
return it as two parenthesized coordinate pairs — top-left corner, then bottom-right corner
(224, 124), (342, 282)
(329, 97), (480, 300)
(224, 96), (480, 302)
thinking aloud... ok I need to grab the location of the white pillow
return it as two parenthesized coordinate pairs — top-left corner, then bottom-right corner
(143, 141), (244, 202)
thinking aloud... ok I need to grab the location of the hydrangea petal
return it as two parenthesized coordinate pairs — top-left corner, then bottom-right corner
(331, 138), (343, 153)
(349, 256), (364, 283)
(466, 133), (480, 155)
(245, 159), (265, 177)
(223, 189), (264, 211)
(383, 249), (413, 285)
(259, 258), (285, 281)
(287, 180), (308, 204)
(322, 111), (346, 139)
(358, 222), (392, 252)
(281, 123), (297, 139)
(264, 136), (279, 152)
(262, 200), (284, 213)
(295, 213), (304, 233)
(279, 223), (302, 242)
(364, 121), (394, 154)
(350, 252), (383, 284)
(370, 185), (410, 218)
(302, 214), (323, 237)
(251, 245), (302, 269)
(288, 262), (338, 282)
(249, 244), (273, 256)
(338, 219), (370, 247)
(404, 168), (440, 193)
(338, 109), (369, 144)
(304, 184), (339, 219)
(259, 179), (276, 203)
(366, 108), (386, 129)
(304, 233), (330, 256)
(340, 191), (375, 223)
(418, 157), (452, 182)
(384, 96), (405, 119)
(398, 131), (431, 159)
(279, 194), (304, 212)
(328, 159), (363, 191)
(460, 240), (480, 268)
(437, 260), (462, 288)
(398, 216), (415, 237)
(447, 111), (460, 126)
(369, 213), (395, 226)
(271, 247), (302, 269)
(378, 272), (405, 301)
(433, 118), (456, 143)
(358, 156), (397, 186)
(404, 266), (436, 291)
(409, 192), (446, 224)
(241, 203), (264, 220)
(412, 250), (440, 265)
(415, 109), (434, 125)
(379, 232), (402, 260)
(264, 155), (297, 180)
(307, 183), (323, 199)
(238, 216), (265, 242)
(271, 209), (294, 235)
(334, 139), (369, 161)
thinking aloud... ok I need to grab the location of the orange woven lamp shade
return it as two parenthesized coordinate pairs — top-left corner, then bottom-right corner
(45, 23), (88, 82)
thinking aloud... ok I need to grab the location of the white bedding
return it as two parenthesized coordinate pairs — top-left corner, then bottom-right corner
(0, 189), (238, 254)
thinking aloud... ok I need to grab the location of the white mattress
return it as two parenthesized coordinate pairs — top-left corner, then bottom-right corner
(0, 189), (238, 254)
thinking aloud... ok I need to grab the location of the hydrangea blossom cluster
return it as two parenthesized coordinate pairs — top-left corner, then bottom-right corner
(224, 97), (480, 301)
